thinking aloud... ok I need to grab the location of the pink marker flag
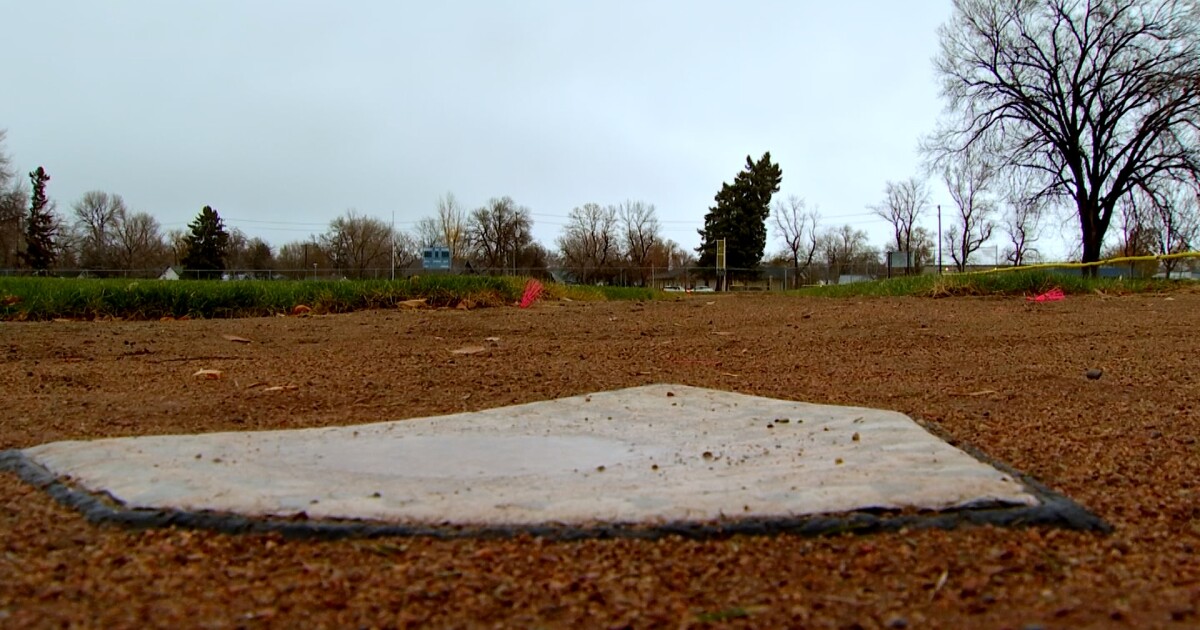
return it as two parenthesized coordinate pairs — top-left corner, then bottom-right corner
(1027, 287), (1065, 302)
(519, 279), (544, 308)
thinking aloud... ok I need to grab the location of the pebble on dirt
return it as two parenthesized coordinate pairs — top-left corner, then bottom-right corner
(1086, 368), (1103, 380)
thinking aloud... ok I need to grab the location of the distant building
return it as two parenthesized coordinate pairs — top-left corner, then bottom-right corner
(422, 247), (452, 270)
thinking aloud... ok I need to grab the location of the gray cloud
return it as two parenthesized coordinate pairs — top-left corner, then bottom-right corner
(2, 1), (975, 253)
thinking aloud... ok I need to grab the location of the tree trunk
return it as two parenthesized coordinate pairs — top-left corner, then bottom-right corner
(1081, 226), (1104, 278)
(1079, 200), (1106, 278)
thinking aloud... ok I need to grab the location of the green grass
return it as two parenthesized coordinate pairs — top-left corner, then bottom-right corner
(0, 276), (655, 321)
(558, 284), (657, 301)
(4, 270), (1178, 320)
(788, 269), (1183, 298)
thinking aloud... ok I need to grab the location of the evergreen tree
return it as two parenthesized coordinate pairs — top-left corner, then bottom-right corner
(697, 153), (782, 283)
(181, 205), (229, 279)
(20, 167), (57, 272)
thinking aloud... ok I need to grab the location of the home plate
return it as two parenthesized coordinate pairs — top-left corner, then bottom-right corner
(0, 384), (1107, 538)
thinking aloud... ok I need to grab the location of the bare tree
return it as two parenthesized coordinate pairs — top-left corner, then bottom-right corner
(930, 0), (1200, 271)
(165, 229), (188, 267)
(415, 192), (470, 265)
(392, 230), (420, 271)
(1107, 194), (1157, 258)
(1107, 185), (1199, 276)
(219, 230), (273, 275)
(110, 211), (168, 271)
(1000, 180), (1045, 266)
(321, 210), (394, 278)
(0, 131), (23, 268)
(1147, 186), (1200, 277)
(939, 145), (997, 271)
(619, 200), (661, 286)
(414, 217), (438, 248)
(642, 238), (696, 287)
(242, 237), (275, 275)
(467, 197), (533, 273)
(647, 239), (694, 271)
(518, 241), (552, 277)
(1103, 192), (1163, 276)
(0, 187), (24, 269)
(223, 228), (247, 270)
(558, 203), (620, 283)
(772, 195), (820, 287)
(276, 239), (331, 278)
(55, 222), (81, 271)
(818, 224), (875, 284)
(871, 178), (929, 261)
(0, 130), (12, 188)
(914, 227), (938, 269)
(72, 191), (127, 270)
(436, 193), (468, 264)
(274, 241), (305, 275)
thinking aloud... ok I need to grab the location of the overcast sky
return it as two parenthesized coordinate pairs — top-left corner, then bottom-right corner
(1, 1), (1058, 261)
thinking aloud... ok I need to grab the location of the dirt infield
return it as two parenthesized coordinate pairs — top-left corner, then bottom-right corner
(2, 293), (1198, 628)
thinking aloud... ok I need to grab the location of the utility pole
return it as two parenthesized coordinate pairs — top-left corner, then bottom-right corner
(937, 204), (943, 275)
(390, 211), (396, 281)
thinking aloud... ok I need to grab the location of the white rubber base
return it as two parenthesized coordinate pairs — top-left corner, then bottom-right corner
(23, 385), (1038, 526)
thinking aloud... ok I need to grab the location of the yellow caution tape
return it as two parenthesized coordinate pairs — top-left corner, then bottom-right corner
(962, 251), (1200, 275)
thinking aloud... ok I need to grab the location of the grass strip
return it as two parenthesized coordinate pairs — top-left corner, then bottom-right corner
(0, 276), (656, 321)
(788, 270), (1186, 298)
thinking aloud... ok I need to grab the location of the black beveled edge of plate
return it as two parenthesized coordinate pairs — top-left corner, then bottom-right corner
(0, 446), (1110, 541)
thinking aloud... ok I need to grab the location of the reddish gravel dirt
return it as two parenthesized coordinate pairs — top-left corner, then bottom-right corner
(2, 293), (1199, 628)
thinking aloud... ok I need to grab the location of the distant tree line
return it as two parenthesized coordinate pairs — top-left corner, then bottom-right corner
(6, 0), (1200, 287)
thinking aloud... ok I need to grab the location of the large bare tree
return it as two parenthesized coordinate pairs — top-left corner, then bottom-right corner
(619, 200), (660, 286)
(871, 177), (929, 261)
(771, 195), (820, 287)
(467, 197), (533, 273)
(930, 0), (1200, 271)
(940, 145), (997, 271)
(557, 203), (620, 283)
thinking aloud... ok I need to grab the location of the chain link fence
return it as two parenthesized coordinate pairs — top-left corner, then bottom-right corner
(3, 256), (1196, 285)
